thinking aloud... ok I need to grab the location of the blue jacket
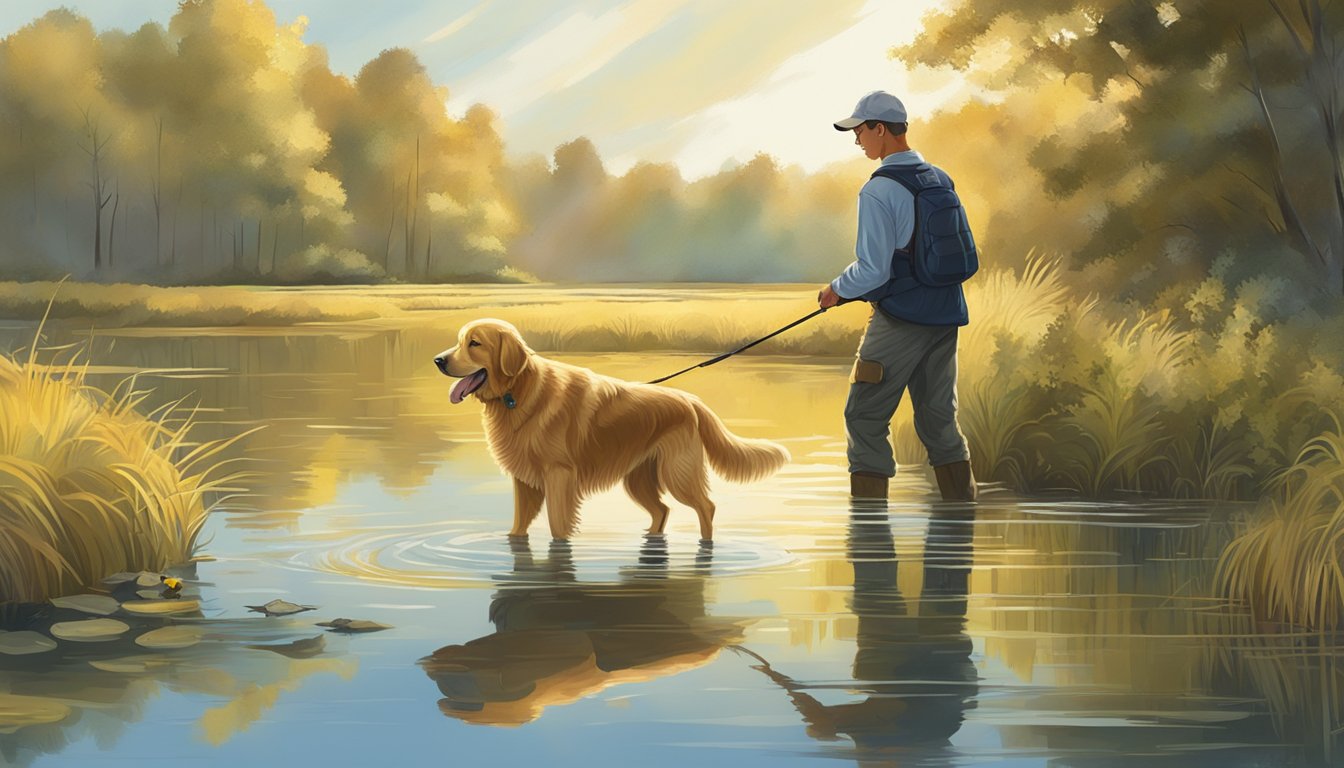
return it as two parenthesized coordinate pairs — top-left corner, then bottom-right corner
(830, 151), (968, 326)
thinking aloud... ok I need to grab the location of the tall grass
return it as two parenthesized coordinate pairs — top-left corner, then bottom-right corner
(1217, 418), (1344, 630)
(1215, 420), (1344, 758)
(0, 311), (249, 602)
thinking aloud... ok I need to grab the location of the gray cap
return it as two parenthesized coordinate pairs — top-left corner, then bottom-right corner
(833, 90), (908, 131)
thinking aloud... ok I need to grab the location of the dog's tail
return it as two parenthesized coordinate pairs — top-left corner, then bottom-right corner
(693, 400), (790, 483)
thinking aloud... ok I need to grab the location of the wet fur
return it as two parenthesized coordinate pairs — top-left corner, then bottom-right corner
(437, 319), (790, 540)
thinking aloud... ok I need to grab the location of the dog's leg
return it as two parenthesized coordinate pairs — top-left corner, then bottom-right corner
(623, 458), (670, 534)
(543, 467), (581, 541)
(664, 443), (716, 541)
(511, 477), (545, 536)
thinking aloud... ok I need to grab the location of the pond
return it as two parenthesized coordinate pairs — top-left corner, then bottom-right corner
(0, 312), (1335, 767)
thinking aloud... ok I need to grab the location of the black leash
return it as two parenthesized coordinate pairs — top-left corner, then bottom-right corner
(646, 306), (833, 385)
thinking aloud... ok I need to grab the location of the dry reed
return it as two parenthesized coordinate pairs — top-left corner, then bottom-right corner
(0, 301), (250, 602)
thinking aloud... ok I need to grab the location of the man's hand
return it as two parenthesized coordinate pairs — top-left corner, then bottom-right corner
(818, 284), (842, 309)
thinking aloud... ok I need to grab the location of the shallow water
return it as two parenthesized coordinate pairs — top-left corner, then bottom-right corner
(0, 316), (1338, 767)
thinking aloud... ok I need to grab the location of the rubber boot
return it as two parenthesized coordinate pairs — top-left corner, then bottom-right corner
(850, 471), (889, 500)
(933, 460), (977, 502)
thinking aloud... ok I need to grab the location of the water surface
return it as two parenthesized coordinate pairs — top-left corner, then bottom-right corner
(0, 310), (1333, 766)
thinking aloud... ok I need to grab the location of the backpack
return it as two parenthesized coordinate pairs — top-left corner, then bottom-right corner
(870, 163), (978, 291)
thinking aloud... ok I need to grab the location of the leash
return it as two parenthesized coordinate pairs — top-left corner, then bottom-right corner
(646, 306), (834, 385)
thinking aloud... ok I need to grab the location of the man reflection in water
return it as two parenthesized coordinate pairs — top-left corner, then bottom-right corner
(421, 536), (742, 726)
(742, 502), (977, 752)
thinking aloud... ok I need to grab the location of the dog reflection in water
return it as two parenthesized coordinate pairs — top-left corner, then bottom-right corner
(420, 536), (745, 726)
(741, 503), (977, 751)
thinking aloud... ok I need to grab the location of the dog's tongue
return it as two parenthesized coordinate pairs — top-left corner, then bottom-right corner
(450, 370), (488, 404)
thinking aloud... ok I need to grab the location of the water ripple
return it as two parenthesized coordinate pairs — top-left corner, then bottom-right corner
(275, 524), (799, 589)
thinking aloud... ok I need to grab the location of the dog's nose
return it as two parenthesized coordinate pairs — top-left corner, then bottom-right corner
(433, 356), (446, 371)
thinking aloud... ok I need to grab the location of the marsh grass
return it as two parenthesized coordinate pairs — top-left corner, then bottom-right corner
(0, 304), (251, 602)
(1209, 422), (1344, 752)
(0, 280), (406, 326)
(1217, 419), (1344, 631)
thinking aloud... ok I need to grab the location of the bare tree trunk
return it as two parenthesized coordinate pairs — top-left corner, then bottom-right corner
(409, 135), (420, 279)
(80, 109), (113, 274)
(18, 119), (39, 233)
(403, 168), (413, 278)
(108, 179), (119, 272)
(1267, 0), (1344, 293)
(424, 226), (432, 281)
(270, 221), (279, 274)
(255, 218), (263, 274)
(152, 117), (163, 267)
(1240, 26), (1327, 268)
(385, 174), (400, 272)
(169, 176), (182, 268)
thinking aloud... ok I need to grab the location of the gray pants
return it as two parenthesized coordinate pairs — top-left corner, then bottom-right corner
(844, 308), (971, 476)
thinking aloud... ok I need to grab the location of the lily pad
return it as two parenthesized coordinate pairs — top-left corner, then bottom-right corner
(88, 655), (173, 673)
(50, 594), (119, 616)
(316, 618), (392, 633)
(0, 694), (70, 734)
(119, 599), (200, 616)
(246, 599), (316, 617)
(135, 626), (203, 650)
(50, 618), (129, 642)
(0, 631), (58, 655)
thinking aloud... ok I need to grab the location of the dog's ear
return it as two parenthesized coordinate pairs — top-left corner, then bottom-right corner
(494, 328), (532, 379)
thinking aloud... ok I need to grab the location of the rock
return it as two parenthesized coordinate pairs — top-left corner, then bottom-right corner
(316, 618), (392, 633)
(135, 626), (203, 650)
(101, 571), (164, 589)
(246, 635), (326, 659)
(50, 619), (130, 642)
(50, 594), (120, 616)
(0, 631), (58, 655)
(119, 599), (200, 616)
(246, 599), (316, 617)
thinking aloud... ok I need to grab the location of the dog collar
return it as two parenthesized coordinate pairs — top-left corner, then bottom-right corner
(503, 392), (517, 409)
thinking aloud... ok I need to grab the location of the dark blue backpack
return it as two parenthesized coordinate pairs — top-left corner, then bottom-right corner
(869, 163), (978, 292)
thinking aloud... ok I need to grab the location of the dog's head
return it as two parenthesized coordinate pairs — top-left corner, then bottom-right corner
(433, 319), (534, 404)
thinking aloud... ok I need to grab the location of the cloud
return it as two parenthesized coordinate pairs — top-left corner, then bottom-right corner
(664, 0), (968, 177)
(422, 1), (492, 44)
(457, 0), (876, 169)
(446, 0), (677, 116)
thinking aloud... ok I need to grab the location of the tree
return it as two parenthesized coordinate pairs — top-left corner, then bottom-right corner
(899, 0), (1344, 297)
(78, 109), (113, 273)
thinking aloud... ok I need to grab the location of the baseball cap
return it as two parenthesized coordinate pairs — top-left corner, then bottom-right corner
(833, 90), (908, 131)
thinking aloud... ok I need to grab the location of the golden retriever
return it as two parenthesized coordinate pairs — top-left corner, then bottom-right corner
(433, 319), (789, 540)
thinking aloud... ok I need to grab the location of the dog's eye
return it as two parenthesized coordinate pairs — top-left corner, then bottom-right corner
(468, 340), (480, 347)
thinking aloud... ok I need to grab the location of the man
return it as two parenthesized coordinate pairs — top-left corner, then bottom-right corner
(818, 90), (977, 502)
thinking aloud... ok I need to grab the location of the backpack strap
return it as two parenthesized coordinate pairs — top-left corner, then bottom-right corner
(867, 163), (942, 296)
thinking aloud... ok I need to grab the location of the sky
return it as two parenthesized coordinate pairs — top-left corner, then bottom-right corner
(0, 0), (964, 179)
